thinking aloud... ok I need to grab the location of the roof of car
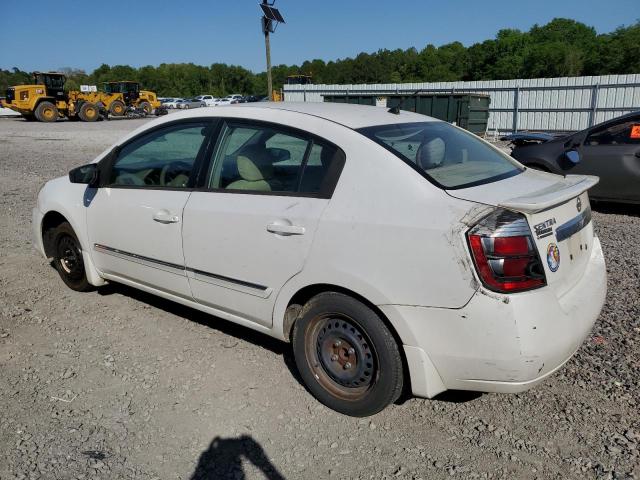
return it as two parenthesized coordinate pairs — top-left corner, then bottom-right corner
(167, 101), (437, 129)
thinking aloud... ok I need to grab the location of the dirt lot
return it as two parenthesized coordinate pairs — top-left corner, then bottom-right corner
(0, 116), (638, 480)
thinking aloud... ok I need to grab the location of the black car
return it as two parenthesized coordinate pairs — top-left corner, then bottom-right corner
(503, 111), (640, 204)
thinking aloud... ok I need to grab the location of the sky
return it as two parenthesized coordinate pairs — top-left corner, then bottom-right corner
(1, 0), (637, 74)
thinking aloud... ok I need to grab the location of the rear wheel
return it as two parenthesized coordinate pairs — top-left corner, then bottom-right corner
(109, 100), (125, 116)
(139, 101), (152, 115)
(51, 222), (92, 292)
(35, 101), (58, 122)
(78, 102), (99, 122)
(292, 292), (404, 416)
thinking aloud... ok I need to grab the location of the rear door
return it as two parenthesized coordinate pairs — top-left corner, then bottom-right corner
(87, 120), (213, 298)
(181, 120), (345, 327)
(575, 115), (640, 201)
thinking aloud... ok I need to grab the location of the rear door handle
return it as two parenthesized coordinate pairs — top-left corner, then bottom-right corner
(153, 211), (180, 224)
(266, 223), (305, 236)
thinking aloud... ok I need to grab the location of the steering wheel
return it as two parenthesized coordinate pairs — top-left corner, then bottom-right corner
(160, 161), (191, 186)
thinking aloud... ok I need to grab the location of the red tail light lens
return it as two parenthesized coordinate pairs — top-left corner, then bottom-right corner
(467, 210), (546, 293)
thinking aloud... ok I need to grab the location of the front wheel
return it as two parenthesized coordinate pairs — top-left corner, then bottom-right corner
(51, 222), (92, 292)
(292, 292), (404, 416)
(139, 101), (152, 115)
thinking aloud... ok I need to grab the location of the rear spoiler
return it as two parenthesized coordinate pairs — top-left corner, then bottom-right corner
(499, 175), (599, 213)
(500, 132), (566, 145)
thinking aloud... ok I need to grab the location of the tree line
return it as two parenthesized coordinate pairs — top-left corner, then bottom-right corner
(1, 18), (638, 97)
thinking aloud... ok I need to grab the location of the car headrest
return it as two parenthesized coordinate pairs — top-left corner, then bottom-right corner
(237, 155), (273, 182)
(417, 137), (446, 170)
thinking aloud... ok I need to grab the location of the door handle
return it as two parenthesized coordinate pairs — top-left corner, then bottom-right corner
(153, 211), (180, 224)
(266, 223), (305, 236)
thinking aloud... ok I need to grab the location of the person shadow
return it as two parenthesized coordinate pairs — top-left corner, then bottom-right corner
(190, 435), (286, 480)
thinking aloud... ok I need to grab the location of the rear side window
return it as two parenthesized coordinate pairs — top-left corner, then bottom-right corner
(585, 118), (640, 146)
(358, 122), (522, 189)
(207, 122), (344, 196)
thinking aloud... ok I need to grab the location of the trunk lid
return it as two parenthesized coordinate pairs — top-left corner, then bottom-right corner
(450, 170), (599, 298)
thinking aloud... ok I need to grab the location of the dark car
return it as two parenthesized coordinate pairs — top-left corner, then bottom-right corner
(503, 112), (640, 204)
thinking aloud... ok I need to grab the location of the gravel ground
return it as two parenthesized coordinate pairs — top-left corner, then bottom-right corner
(0, 116), (638, 480)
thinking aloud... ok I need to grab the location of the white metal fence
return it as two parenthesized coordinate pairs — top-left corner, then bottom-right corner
(283, 74), (640, 133)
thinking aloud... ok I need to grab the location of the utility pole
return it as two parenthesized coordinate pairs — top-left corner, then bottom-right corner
(263, 6), (273, 100)
(260, 1), (285, 101)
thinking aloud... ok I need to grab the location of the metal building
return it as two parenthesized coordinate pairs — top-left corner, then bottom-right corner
(283, 74), (640, 134)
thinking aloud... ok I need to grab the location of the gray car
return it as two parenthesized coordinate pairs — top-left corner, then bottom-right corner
(503, 111), (640, 204)
(176, 98), (205, 109)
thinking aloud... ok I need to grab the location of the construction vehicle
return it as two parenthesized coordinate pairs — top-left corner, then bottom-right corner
(1, 72), (161, 122)
(100, 81), (161, 116)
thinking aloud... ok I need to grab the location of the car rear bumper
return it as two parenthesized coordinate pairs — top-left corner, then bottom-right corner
(381, 237), (607, 398)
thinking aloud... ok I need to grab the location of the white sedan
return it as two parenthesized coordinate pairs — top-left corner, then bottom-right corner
(33, 103), (606, 416)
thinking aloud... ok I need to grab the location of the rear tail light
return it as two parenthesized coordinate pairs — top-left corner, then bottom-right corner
(467, 209), (546, 293)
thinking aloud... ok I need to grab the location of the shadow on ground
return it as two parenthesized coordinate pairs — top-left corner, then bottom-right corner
(592, 200), (640, 218)
(190, 435), (286, 480)
(96, 282), (306, 385)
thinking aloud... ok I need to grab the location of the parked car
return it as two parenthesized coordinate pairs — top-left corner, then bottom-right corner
(502, 111), (640, 204)
(33, 103), (606, 416)
(213, 98), (232, 106)
(176, 98), (205, 109)
(245, 95), (267, 103)
(162, 98), (183, 109)
(225, 94), (244, 104)
(195, 95), (217, 107)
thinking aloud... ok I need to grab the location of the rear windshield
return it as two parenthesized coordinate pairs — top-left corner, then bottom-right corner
(357, 122), (523, 189)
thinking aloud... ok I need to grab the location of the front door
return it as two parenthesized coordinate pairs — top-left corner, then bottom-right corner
(182, 120), (345, 327)
(575, 115), (640, 201)
(87, 120), (213, 298)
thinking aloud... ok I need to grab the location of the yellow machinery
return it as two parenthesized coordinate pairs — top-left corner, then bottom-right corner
(1, 72), (99, 122)
(1, 72), (161, 122)
(99, 81), (161, 115)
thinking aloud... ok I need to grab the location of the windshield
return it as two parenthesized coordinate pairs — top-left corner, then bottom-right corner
(358, 122), (523, 189)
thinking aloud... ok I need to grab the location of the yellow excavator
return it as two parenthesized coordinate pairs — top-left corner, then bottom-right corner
(1, 72), (161, 122)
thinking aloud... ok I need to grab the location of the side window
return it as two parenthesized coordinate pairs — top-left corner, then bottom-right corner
(585, 118), (640, 146)
(207, 122), (345, 196)
(109, 123), (208, 188)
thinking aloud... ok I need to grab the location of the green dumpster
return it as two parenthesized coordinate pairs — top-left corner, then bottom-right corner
(323, 93), (490, 134)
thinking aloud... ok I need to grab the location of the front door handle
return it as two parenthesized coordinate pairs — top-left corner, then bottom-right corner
(266, 223), (305, 236)
(153, 211), (180, 224)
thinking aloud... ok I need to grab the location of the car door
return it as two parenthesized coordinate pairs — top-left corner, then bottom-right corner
(87, 120), (214, 298)
(182, 120), (345, 327)
(575, 115), (640, 201)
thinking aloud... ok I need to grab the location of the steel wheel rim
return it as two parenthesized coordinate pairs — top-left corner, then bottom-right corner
(43, 107), (54, 120)
(304, 314), (378, 400)
(57, 235), (83, 279)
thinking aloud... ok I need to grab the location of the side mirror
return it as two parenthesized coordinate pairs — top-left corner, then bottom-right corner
(565, 150), (581, 165)
(69, 163), (99, 186)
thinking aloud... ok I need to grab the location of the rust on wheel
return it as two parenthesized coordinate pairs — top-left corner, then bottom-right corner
(304, 314), (378, 401)
(42, 106), (55, 121)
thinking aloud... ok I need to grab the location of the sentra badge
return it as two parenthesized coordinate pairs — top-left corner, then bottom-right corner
(534, 218), (556, 239)
(547, 243), (560, 272)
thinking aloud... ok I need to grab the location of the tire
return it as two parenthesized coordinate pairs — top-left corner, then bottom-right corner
(78, 102), (99, 122)
(109, 100), (125, 116)
(292, 292), (404, 416)
(51, 222), (92, 292)
(34, 101), (58, 122)
(139, 101), (152, 115)
(184, 104), (190, 109)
